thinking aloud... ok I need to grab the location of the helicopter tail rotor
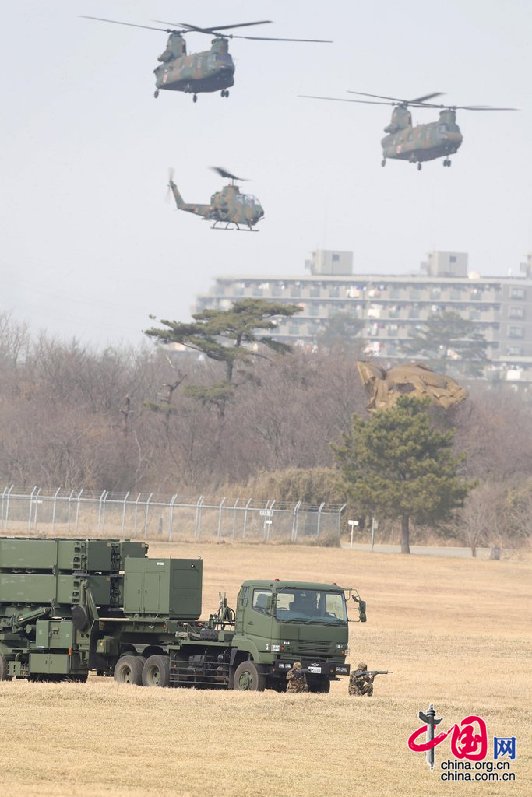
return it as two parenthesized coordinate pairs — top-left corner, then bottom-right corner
(166, 168), (186, 208)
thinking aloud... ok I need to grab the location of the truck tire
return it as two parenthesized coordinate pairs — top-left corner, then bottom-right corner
(142, 654), (170, 687)
(233, 660), (266, 692)
(0, 654), (11, 681)
(114, 655), (145, 686)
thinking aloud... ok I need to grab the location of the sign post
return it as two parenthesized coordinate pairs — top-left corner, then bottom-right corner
(348, 519), (359, 549)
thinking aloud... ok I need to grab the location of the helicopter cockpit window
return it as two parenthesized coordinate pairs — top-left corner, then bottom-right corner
(439, 124), (448, 133)
(235, 195), (254, 206)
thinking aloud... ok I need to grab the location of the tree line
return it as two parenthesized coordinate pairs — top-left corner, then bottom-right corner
(0, 306), (530, 553)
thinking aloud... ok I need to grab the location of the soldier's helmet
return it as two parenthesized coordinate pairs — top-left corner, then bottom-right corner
(357, 662), (368, 670)
(293, 661), (302, 669)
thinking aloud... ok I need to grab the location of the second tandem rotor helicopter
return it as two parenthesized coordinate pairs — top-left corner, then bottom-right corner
(301, 90), (517, 169)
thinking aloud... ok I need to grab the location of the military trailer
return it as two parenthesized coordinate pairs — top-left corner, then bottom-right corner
(0, 537), (366, 692)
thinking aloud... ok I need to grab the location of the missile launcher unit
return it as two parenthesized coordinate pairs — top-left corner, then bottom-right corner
(0, 535), (363, 692)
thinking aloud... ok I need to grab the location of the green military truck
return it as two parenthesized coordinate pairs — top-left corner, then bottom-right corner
(0, 536), (366, 692)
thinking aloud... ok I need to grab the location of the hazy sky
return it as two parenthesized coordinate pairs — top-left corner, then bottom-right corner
(1, 1), (531, 347)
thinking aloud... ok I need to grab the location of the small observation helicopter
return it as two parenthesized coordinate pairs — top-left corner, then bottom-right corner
(168, 167), (265, 231)
(81, 17), (332, 102)
(301, 90), (517, 169)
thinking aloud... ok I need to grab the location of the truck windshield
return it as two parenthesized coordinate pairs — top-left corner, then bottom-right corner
(275, 588), (347, 624)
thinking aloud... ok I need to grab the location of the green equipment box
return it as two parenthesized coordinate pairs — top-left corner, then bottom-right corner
(35, 619), (74, 650)
(0, 537), (147, 573)
(123, 558), (202, 619)
(0, 573), (121, 608)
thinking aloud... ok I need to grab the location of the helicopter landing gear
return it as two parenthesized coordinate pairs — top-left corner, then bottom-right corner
(154, 90), (159, 99)
(443, 158), (452, 167)
(192, 94), (198, 103)
(417, 162), (422, 171)
(220, 89), (230, 98)
(381, 158), (386, 167)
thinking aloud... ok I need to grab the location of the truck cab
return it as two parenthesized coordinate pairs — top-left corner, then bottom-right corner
(230, 580), (354, 692)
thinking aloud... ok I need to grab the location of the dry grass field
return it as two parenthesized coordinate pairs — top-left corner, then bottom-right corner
(1, 541), (530, 797)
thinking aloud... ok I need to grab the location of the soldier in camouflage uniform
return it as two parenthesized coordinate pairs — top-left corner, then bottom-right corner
(348, 662), (375, 697)
(286, 661), (308, 693)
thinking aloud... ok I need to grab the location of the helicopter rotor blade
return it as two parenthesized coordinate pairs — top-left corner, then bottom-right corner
(346, 90), (444, 105)
(228, 35), (333, 42)
(409, 92), (445, 104)
(452, 104), (518, 111)
(154, 20), (273, 34)
(80, 16), (171, 33)
(211, 166), (247, 182)
(300, 94), (396, 106)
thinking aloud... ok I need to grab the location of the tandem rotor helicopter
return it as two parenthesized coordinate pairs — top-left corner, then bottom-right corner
(168, 167), (265, 231)
(82, 17), (332, 102)
(301, 90), (517, 169)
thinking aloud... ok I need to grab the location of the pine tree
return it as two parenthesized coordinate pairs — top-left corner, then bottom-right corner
(145, 299), (301, 414)
(333, 396), (472, 553)
(405, 310), (488, 376)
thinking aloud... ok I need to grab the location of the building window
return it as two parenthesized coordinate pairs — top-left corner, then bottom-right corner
(508, 326), (524, 338)
(510, 287), (526, 299)
(509, 306), (525, 319)
(332, 253), (340, 262)
(450, 255), (457, 263)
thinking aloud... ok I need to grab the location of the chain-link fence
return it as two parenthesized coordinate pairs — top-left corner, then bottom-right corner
(0, 486), (345, 544)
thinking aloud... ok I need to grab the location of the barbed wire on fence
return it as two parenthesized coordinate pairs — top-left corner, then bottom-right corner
(0, 486), (346, 544)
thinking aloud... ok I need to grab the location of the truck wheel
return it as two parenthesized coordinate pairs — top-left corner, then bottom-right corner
(114, 655), (145, 685)
(0, 654), (12, 681)
(233, 661), (266, 691)
(142, 655), (170, 687)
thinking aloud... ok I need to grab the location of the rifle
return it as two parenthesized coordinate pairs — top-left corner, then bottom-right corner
(353, 669), (391, 679)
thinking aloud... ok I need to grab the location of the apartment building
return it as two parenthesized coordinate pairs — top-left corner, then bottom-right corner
(195, 251), (532, 385)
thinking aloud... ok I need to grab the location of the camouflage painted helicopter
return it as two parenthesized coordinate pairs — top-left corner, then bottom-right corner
(81, 17), (332, 102)
(301, 90), (517, 169)
(168, 167), (264, 231)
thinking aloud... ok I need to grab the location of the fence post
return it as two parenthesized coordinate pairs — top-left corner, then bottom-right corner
(28, 486), (38, 531)
(51, 487), (61, 533)
(144, 493), (153, 539)
(121, 492), (130, 534)
(291, 500), (301, 542)
(217, 497), (226, 541)
(316, 502), (325, 538)
(98, 490), (108, 533)
(133, 494), (141, 536)
(169, 494), (178, 541)
(231, 498), (240, 540)
(195, 496), (204, 541)
(75, 489), (83, 533)
(67, 490), (74, 531)
(242, 498), (252, 539)
(2, 485), (13, 530)
(338, 504), (347, 541)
